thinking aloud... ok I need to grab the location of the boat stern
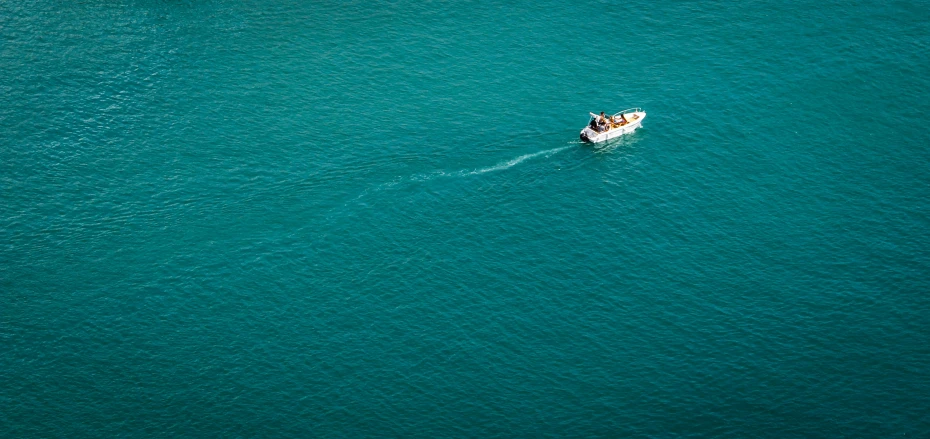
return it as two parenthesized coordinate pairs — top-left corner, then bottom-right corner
(580, 126), (597, 143)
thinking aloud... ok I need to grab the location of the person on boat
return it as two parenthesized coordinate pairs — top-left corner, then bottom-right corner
(619, 113), (628, 125)
(598, 112), (609, 132)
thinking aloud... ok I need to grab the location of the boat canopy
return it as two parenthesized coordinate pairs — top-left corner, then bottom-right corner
(589, 108), (644, 120)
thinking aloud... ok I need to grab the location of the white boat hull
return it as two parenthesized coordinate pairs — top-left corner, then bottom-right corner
(580, 111), (646, 143)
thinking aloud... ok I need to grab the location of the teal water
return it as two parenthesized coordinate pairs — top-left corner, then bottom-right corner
(3, 1), (930, 437)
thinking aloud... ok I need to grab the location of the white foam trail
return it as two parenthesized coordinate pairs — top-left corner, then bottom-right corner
(352, 145), (573, 204)
(462, 146), (570, 176)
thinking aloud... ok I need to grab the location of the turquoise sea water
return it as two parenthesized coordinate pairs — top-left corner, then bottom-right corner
(3, 1), (930, 437)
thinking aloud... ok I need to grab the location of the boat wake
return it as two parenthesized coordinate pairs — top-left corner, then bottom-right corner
(462, 145), (570, 176)
(349, 144), (572, 204)
(394, 144), (570, 183)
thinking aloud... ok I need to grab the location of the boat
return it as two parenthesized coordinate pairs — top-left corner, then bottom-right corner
(579, 108), (646, 143)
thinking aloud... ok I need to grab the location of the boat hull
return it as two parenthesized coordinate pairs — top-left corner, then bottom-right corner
(580, 111), (646, 143)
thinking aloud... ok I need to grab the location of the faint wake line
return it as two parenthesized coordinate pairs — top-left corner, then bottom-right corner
(460, 145), (570, 176)
(347, 144), (573, 205)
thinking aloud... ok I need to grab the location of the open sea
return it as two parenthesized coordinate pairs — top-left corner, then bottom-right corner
(3, 1), (930, 437)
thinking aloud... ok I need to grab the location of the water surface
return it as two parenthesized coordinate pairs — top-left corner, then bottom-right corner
(2, 1), (929, 437)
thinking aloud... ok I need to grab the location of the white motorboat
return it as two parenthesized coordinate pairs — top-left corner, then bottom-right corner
(579, 108), (646, 143)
